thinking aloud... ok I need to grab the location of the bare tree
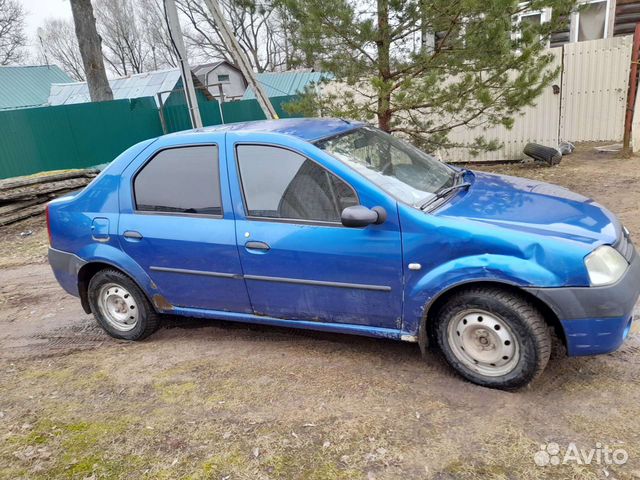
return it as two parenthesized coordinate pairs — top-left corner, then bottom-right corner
(70, 0), (113, 101)
(94, 0), (147, 76)
(37, 19), (85, 81)
(0, 0), (26, 65)
(137, 0), (178, 69)
(269, 3), (306, 70)
(176, 0), (287, 73)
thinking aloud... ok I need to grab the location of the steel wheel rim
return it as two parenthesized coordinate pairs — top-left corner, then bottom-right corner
(97, 283), (139, 332)
(447, 309), (520, 377)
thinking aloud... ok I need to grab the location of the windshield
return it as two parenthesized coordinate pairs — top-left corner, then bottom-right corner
(315, 126), (455, 206)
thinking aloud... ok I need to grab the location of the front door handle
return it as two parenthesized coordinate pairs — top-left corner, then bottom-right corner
(245, 241), (270, 251)
(123, 230), (143, 240)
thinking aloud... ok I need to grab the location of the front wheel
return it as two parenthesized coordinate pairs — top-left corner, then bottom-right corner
(88, 269), (160, 341)
(434, 288), (551, 390)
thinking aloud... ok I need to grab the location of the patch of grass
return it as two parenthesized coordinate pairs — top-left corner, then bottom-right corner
(2, 416), (149, 479)
(566, 409), (640, 467)
(174, 450), (256, 480)
(438, 424), (602, 480)
(304, 462), (360, 480)
(23, 368), (75, 382)
(62, 453), (146, 479)
(200, 451), (248, 478)
(23, 366), (114, 392)
(265, 453), (360, 480)
(5, 419), (59, 447)
(155, 380), (198, 403)
(14, 430), (50, 446)
(59, 419), (129, 450)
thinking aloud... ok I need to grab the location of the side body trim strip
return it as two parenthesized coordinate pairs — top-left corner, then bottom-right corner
(149, 266), (242, 279)
(149, 266), (391, 291)
(243, 274), (391, 292)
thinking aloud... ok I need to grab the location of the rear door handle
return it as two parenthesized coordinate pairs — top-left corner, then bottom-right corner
(123, 230), (143, 240)
(245, 241), (270, 251)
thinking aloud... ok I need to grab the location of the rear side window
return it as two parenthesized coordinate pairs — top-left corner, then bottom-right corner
(134, 146), (222, 215)
(236, 145), (358, 223)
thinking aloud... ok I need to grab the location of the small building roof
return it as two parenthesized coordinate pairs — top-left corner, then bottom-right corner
(48, 68), (184, 106)
(242, 70), (328, 99)
(0, 65), (73, 110)
(192, 61), (227, 78)
(191, 60), (247, 95)
(193, 61), (244, 84)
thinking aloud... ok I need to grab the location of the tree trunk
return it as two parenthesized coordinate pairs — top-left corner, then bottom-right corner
(420, 0), (429, 53)
(376, 0), (392, 132)
(70, 0), (113, 102)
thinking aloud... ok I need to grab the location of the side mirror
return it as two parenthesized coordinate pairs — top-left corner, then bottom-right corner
(341, 205), (387, 228)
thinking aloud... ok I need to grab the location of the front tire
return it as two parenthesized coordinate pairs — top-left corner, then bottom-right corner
(88, 269), (160, 341)
(434, 287), (551, 390)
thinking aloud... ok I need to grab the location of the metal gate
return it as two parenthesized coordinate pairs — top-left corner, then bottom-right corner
(560, 35), (632, 142)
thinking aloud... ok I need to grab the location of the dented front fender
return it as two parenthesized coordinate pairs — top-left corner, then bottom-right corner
(398, 202), (593, 336)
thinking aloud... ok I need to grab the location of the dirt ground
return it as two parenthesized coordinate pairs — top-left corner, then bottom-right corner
(1, 145), (640, 480)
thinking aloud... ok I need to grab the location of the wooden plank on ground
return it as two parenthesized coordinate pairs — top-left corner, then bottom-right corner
(0, 204), (46, 226)
(0, 178), (91, 201)
(0, 169), (99, 192)
(0, 199), (42, 216)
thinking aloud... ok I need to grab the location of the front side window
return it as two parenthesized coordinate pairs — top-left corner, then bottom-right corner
(316, 126), (454, 207)
(236, 145), (357, 223)
(134, 146), (222, 215)
(217, 74), (230, 83)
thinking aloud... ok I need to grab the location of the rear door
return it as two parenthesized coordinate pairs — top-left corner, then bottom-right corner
(226, 134), (404, 329)
(118, 139), (251, 313)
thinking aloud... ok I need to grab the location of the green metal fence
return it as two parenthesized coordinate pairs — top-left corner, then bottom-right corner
(222, 95), (298, 124)
(0, 97), (163, 179)
(161, 88), (223, 133)
(0, 93), (301, 179)
(162, 92), (299, 133)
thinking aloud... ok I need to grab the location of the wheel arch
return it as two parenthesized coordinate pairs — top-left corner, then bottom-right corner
(77, 261), (159, 314)
(418, 280), (566, 354)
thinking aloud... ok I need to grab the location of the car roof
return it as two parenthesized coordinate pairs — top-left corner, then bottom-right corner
(170, 117), (364, 142)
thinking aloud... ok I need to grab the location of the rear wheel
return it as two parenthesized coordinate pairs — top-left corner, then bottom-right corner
(434, 288), (551, 389)
(88, 269), (160, 340)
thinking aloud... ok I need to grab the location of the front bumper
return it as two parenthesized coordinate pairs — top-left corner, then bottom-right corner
(525, 248), (640, 356)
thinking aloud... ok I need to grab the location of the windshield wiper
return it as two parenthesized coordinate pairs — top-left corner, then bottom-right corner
(419, 181), (471, 210)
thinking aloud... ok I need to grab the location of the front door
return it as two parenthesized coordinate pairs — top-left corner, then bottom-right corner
(118, 143), (252, 313)
(227, 138), (403, 329)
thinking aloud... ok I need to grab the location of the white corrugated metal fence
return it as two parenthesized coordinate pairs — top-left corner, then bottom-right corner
(442, 35), (632, 162)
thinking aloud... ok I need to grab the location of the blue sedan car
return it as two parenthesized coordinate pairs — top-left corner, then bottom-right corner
(47, 118), (639, 389)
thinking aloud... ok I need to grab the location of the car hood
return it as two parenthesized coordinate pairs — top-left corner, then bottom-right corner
(437, 171), (620, 246)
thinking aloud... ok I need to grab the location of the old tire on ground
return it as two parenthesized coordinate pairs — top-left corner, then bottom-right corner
(434, 287), (551, 390)
(88, 269), (160, 340)
(523, 143), (562, 166)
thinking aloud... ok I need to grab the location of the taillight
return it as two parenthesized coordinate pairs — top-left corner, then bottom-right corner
(45, 204), (52, 245)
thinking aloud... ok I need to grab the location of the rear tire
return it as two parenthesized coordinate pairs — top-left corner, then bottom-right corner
(434, 287), (551, 390)
(88, 269), (160, 341)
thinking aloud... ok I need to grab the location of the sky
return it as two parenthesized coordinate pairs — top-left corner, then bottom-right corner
(19, 0), (73, 58)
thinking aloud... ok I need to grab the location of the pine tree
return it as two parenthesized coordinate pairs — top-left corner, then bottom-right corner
(284, 0), (575, 152)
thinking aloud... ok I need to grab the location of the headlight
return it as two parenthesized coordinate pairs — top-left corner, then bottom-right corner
(584, 246), (628, 286)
